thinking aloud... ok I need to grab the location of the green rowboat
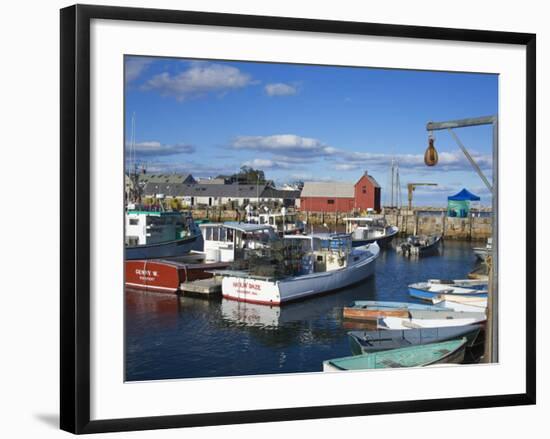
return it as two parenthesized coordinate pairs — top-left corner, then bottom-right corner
(323, 337), (467, 371)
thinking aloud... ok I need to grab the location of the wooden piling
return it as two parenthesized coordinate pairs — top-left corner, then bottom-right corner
(483, 255), (494, 363)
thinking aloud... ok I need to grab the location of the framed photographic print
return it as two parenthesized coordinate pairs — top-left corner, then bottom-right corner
(60, 4), (536, 434)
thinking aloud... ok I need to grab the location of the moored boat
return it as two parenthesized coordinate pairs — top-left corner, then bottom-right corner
(436, 300), (487, 312)
(125, 256), (228, 293)
(348, 325), (482, 355)
(125, 204), (203, 260)
(323, 337), (468, 371)
(221, 234), (379, 305)
(432, 294), (488, 307)
(378, 313), (486, 330)
(245, 208), (305, 235)
(343, 300), (447, 321)
(397, 234), (442, 257)
(344, 216), (399, 248)
(199, 222), (279, 262)
(408, 280), (487, 302)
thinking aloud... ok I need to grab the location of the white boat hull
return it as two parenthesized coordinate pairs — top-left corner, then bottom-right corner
(222, 244), (379, 305)
(378, 315), (486, 330)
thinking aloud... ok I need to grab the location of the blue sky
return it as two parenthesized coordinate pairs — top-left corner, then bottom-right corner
(125, 56), (498, 206)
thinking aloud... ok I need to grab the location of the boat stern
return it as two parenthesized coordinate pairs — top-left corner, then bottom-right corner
(222, 276), (282, 305)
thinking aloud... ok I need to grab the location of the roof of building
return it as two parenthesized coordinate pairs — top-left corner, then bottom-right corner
(355, 171), (381, 188)
(198, 178), (227, 185)
(365, 174), (381, 188)
(143, 182), (268, 198)
(260, 188), (301, 199)
(138, 173), (196, 184)
(300, 181), (354, 198)
(202, 222), (276, 233)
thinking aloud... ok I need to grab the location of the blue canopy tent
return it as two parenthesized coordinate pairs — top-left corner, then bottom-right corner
(447, 189), (480, 218)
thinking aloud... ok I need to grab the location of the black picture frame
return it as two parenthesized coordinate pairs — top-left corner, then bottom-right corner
(60, 4), (536, 434)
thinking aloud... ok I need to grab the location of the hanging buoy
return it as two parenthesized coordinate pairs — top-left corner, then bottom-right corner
(424, 136), (439, 166)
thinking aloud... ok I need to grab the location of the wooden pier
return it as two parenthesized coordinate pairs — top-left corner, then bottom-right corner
(180, 277), (222, 297)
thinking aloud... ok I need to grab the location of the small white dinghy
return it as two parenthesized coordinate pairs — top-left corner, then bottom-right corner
(436, 300), (487, 313)
(378, 314), (486, 330)
(432, 294), (488, 308)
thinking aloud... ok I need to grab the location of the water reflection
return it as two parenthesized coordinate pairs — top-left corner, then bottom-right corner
(125, 240), (480, 381)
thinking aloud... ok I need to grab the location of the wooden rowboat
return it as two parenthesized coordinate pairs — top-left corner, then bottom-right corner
(342, 301), (446, 321)
(348, 325), (482, 355)
(323, 337), (468, 371)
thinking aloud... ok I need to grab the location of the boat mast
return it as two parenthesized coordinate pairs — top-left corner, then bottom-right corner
(390, 159), (394, 208)
(128, 112), (143, 204)
(395, 160), (402, 208)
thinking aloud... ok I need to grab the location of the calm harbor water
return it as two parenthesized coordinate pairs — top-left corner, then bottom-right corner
(125, 240), (481, 381)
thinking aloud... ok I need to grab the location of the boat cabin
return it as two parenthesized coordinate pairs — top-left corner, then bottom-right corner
(344, 217), (389, 241)
(247, 211), (304, 234)
(283, 233), (354, 275)
(200, 222), (278, 262)
(125, 206), (196, 246)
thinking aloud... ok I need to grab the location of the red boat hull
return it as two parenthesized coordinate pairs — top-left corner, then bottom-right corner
(125, 258), (228, 293)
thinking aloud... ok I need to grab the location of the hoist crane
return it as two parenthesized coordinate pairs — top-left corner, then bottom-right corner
(407, 183), (438, 209)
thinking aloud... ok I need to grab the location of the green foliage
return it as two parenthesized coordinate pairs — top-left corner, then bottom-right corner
(217, 166), (266, 185)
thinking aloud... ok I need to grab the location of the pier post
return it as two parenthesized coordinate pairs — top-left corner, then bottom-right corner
(483, 255), (494, 363)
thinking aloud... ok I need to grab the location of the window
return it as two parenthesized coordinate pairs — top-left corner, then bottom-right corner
(362, 185), (367, 194)
(327, 199), (335, 205)
(129, 218), (139, 226)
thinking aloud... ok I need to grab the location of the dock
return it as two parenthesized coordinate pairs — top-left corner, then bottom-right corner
(180, 277), (223, 297)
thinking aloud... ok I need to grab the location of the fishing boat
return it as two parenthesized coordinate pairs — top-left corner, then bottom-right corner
(378, 312), (486, 330)
(397, 234), (442, 257)
(125, 223), (280, 292)
(245, 208), (305, 235)
(348, 325), (482, 355)
(200, 222), (279, 262)
(220, 234), (380, 305)
(343, 300), (447, 321)
(323, 337), (468, 371)
(408, 280), (487, 302)
(343, 217), (399, 248)
(125, 255), (228, 293)
(125, 204), (203, 260)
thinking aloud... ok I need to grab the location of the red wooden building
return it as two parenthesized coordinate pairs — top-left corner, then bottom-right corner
(300, 171), (381, 213)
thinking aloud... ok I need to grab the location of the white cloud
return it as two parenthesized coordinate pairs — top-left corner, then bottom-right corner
(334, 149), (492, 172)
(126, 141), (195, 157)
(264, 83), (298, 96)
(136, 161), (237, 178)
(142, 63), (253, 101)
(125, 58), (153, 83)
(232, 134), (335, 157)
(232, 133), (492, 175)
(334, 163), (361, 171)
(242, 158), (290, 169)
